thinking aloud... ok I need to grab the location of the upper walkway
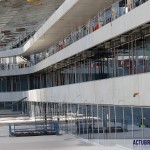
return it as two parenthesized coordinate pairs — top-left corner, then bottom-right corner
(0, 0), (113, 57)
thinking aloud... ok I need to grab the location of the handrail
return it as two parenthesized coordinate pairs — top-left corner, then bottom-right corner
(1, 97), (27, 110)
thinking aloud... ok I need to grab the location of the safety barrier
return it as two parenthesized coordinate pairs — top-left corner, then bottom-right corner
(9, 121), (60, 137)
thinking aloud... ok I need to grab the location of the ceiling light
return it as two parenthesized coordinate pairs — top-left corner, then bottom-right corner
(1, 30), (12, 36)
(16, 28), (26, 32)
(26, 0), (37, 3)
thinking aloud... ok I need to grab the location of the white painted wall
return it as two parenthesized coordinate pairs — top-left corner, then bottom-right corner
(0, 1), (150, 76)
(0, 47), (23, 58)
(0, 72), (150, 107)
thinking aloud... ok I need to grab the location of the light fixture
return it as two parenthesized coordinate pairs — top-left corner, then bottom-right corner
(26, 0), (42, 6)
(26, 0), (37, 2)
(16, 28), (26, 32)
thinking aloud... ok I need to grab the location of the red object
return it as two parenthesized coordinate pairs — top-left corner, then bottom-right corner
(133, 92), (139, 97)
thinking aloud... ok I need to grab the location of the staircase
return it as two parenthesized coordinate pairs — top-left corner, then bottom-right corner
(0, 97), (27, 118)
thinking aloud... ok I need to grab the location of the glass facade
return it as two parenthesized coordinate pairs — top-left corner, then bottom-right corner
(0, 0), (148, 70)
(0, 101), (28, 114)
(0, 101), (149, 141)
(25, 102), (150, 140)
(0, 35), (150, 92)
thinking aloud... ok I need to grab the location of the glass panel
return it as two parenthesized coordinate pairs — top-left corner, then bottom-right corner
(92, 105), (98, 141)
(71, 64), (75, 84)
(84, 59), (90, 81)
(1, 77), (7, 92)
(0, 78), (1, 92)
(20, 75), (28, 91)
(78, 104), (83, 137)
(30, 74), (34, 90)
(117, 47), (125, 77)
(105, 7), (112, 24)
(0, 102), (4, 109)
(86, 105), (92, 140)
(119, 0), (126, 15)
(98, 105), (104, 140)
(112, 1), (119, 20)
(7, 77), (11, 92)
(145, 36), (150, 72)
(5, 102), (12, 110)
(79, 104), (87, 139)
(109, 106), (116, 139)
(136, 39), (145, 74)
(124, 107), (132, 139)
(16, 76), (21, 91)
(18, 102), (22, 111)
(34, 74), (40, 89)
(41, 74), (46, 88)
(103, 106), (110, 139)
(133, 107), (142, 139)
(108, 49), (114, 78)
(130, 39), (136, 75)
(123, 44), (130, 76)
(143, 108), (150, 139)
(12, 102), (18, 112)
(12, 76), (17, 91)
(67, 104), (71, 133)
(116, 106), (124, 139)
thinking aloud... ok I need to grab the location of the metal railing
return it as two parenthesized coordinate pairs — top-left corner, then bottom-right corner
(33, 0), (148, 64)
(0, 61), (33, 70)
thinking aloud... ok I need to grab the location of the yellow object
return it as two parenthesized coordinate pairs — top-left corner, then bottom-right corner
(26, 0), (37, 3)
(26, 0), (42, 6)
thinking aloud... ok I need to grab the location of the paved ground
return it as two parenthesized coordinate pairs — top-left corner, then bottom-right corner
(0, 133), (129, 150)
(0, 123), (129, 150)
(0, 117), (138, 150)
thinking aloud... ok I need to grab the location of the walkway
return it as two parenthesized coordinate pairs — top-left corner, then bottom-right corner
(0, 133), (128, 150)
(0, 117), (131, 150)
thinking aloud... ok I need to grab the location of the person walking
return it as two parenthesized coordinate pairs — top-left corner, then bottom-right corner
(76, 119), (79, 135)
(88, 123), (92, 139)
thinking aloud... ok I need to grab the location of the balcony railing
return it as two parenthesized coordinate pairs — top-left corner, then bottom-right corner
(33, 0), (148, 64)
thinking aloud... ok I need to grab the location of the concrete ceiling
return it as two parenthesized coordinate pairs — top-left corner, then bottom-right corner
(24, 0), (115, 55)
(0, 0), (65, 50)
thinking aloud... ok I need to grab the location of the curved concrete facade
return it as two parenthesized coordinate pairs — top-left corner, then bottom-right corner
(0, 0), (113, 57)
(0, 72), (149, 107)
(0, 0), (150, 77)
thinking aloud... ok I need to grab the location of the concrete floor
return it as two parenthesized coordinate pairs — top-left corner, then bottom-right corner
(0, 117), (140, 150)
(0, 133), (130, 150)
